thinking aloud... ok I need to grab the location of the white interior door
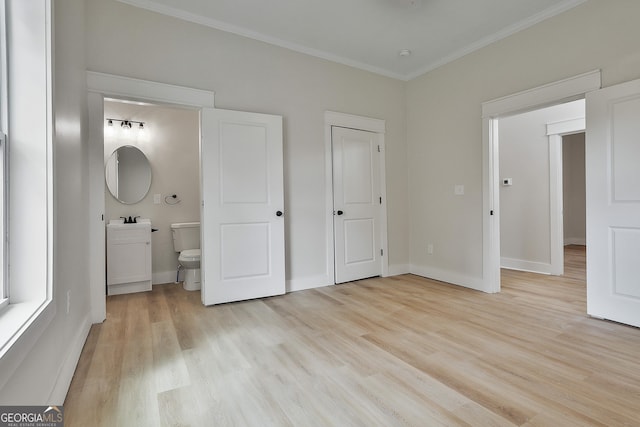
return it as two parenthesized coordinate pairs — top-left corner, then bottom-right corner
(332, 126), (381, 284)
(586, 78), (640, 327)
(201, 108), (285, 305)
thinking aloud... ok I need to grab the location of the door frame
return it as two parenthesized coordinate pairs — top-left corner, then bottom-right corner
(86, 71), (215, 323)
(547, 117), (585, 276)
(324, 111), (389, 284)
(481, 70), (600, 293)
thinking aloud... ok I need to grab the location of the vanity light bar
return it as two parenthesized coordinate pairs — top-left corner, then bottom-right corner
(106, 118), (145, 129)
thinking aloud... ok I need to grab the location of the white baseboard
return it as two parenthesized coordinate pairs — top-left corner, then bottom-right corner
(286, 275), (333, 292)
(501, 257), (552, 275)
(387, 264), (410, 276)
(409, 264), (486, 292)
(564, 238), (586, 246)
(153, 270), (178, 285)
(48, 313), (91, 405)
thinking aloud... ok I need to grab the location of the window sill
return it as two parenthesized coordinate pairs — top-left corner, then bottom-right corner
(0, 299), (55, 390)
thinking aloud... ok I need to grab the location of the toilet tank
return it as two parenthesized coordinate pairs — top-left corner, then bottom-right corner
(171, 222), (200, 252)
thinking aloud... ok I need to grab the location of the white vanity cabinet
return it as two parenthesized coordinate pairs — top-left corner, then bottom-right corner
(107, 219), (152, 295)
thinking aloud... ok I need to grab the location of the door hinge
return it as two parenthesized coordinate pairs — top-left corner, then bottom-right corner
(101, 214), (104, 221)
(490, 210), (494, 216)
(380, 249), (383, 256)
(379, 196), (382, 204)
(377, 145), (381, 153)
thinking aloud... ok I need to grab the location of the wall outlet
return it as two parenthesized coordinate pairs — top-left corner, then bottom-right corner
(66, 290), (71, 314)
(153, 193), (161, 204)
(454, 184), (464, 195)
(427, 243), (434, 255)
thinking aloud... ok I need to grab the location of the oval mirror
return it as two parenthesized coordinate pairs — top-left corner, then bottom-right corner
(105, 145), (152, 204)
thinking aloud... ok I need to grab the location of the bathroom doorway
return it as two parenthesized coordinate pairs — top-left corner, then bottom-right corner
(87, 72), (215, 322)
(103, 99), (201, 287)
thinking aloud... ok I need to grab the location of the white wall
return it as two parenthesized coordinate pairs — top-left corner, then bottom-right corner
(0, 0), (91, 404)
(104, 101), (200, 284)
(86, 0), (410, 286)
(499, 100), (584, 272)
(406, 0), (640, 288)
(563, 132), (586, 245)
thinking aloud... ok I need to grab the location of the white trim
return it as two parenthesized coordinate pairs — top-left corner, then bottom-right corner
(87, 72), (215, 323)
(116, 0), (586, 82)
(406, 0), (588, 80)
(87, 92), (106, 323)
(0, 301), (55, 392)
(549, 134), (565, 276)
(324, 111), (388, 285)
(116, 0), (406, 81)
(547, 117), (586, 136)
(481, 70), (600, 293)
(500, 258), (552, 275)
(482, 118), (501, 293)
(410, 265), (486, 292)
(548, 117), (585, 277)
(324, 111), (386, 134)
(47, 314), (91, 405)
(87, 72), (215, 108)
(388, 264), (410, 276)
(0, 0), (55, 388)
(286, 275), (333, 293)
(482, 70), (600, 118)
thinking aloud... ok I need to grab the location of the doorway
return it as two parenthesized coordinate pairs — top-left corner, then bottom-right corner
(87, 72), (215, 323)
(497, 100), (585, 277)
(481, 70), (601, 293)
(103, 99), (201, 290)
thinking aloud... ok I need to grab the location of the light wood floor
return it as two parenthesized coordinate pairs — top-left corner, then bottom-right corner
(65, 246), (640, 426)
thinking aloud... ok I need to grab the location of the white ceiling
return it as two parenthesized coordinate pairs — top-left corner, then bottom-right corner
(118, 0), (587, 80)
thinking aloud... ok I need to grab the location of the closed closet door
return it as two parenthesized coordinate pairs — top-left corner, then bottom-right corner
(332, 126), (382, 284)
(200, 108), (285, 305)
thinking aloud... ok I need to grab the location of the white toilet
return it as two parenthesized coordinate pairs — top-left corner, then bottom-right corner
(171, 222), (201, 291)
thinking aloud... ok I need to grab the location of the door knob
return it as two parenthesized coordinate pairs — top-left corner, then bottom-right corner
(276, 211), (283, 217)
(337, 210), (344, 215)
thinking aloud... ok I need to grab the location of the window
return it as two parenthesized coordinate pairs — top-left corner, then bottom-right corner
(0, 0), (54, 383)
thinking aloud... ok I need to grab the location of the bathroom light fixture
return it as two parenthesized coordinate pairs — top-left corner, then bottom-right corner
(105, 118), (145, 128)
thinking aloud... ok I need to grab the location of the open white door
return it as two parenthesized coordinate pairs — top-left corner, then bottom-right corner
(200, 108), (285, 305)
(586, 78), (640, 327)
(332, 127), (381, 284)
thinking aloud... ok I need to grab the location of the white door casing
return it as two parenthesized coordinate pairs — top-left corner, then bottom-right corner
(87, 71), (215, 322)
(547, 117), (586, 276)
(482, 70), (601, 293)
(332, 126), (382, 283)
(201, 108), (285, 305)
(586, 78), (640, 327)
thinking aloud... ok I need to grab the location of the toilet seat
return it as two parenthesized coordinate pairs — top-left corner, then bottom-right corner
(179, 249), (201, 262)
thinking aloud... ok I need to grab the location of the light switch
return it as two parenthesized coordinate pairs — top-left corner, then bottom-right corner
(454, 185), (464, 195)
(153, 193), (161, 204)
